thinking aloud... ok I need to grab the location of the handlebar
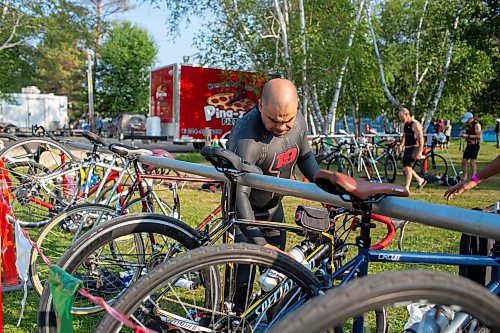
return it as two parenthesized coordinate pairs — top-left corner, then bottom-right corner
(32, 124), (58, 141)
(369, 213), (395, 250)
(325, 204), (395, 250)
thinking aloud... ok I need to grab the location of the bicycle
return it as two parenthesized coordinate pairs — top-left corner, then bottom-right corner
(29, 140), (218, 296)
(365, 138), (398, 183)
(311, 136), (354, 176)
(96, 168), (500, 332)
(0, 130), (128, 227)
(416, 137), (448, 183)
(269, 270), (500, 333)
(37, 147), (399, 332)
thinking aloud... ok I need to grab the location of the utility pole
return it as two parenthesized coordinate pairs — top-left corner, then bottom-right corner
(87, 50), (95, 131)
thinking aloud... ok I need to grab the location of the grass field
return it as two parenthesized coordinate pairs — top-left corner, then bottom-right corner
(2, 141), (499, 332)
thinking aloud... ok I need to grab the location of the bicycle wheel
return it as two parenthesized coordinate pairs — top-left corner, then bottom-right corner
(0, 137), (77, 166)
(383, 154), (397, 183)
(94, 243), (322, 333)
(419, 153), (448, 180)
(327, 154), (354, 177)
(6, 159), (81, 227)
(269, 270), (500, 333)
(0, 132), (19, 146)
(37, 213), (203, 332)
(30, 203), (118, 296)
(1, 137), (81, 226)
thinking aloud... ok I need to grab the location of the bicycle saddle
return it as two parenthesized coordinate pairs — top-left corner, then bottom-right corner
(314, 170), (409, 201)
(201, 146), (262, 175)
(109, 143), (153, 158)
(83, 131), (109, 147)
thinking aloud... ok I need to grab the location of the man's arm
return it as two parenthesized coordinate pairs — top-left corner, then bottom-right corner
(472, 123), (482, 141)
(399, 123), (405, 151)
(298, 135), (320, 181)
(228, 138), (270, 245)
(413, 121), (424, 157)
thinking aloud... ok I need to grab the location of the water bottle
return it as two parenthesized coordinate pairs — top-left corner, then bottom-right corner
(119, 269), (135, 288)
(258, 245), (310, 292)
(82, 174), (99, 191)
(173, 277), (196, 289)
(403, 306), (453, 333)
(90, 174), (99, 187)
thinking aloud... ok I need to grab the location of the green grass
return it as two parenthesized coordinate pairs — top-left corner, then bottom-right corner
(2, 141), (499, 332)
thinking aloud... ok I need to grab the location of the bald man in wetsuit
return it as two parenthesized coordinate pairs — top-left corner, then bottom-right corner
(227, 78), (320, 313)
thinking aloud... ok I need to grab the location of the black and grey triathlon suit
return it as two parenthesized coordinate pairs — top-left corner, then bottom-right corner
(226, 106), (319, 313)
(402, 121), (419, 168)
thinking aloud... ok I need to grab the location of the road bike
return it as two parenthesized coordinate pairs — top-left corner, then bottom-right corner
(95, 164), (499, 332)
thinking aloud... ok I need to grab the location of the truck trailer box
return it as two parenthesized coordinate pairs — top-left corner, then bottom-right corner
(150, 64), (265, 143)
(0, 90), (69, 131)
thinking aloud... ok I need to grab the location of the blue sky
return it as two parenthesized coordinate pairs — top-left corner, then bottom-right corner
(112, 1), (203, 67)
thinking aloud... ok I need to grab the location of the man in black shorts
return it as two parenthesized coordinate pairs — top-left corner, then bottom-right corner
(226, 78), (319, 313)
(398, 107), (426, 192)
(459, 112), (482, 180)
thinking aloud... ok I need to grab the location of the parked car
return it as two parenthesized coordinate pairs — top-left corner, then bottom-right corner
(0, 122), (19, 134)
(107, 113), (147, 139)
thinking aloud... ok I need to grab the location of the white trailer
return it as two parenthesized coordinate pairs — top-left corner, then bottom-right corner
(0, 87), (69, 132)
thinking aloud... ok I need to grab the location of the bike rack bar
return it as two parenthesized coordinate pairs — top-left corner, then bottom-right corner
(66, 141), (111, 154)
(137, 155), (500, 240)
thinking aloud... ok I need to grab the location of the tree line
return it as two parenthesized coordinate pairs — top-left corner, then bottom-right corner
(0, 0), (156, 121)
(162, 0), (498, 134)
(0, 0), (497, 134)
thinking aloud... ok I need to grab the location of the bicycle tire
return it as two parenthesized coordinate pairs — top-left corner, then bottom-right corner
(327, 154), (354, 177)
(37, 213), (203, 333)
(419, 153), (448, 180)
(0, 132), (19, 143)
(30, 203), (119, 296)
(269, 270), (500, 333)
(383, 154), (397, 183)
(6, 159), (81, 227)
(94, 243), (322, 333)
(0, 137), (76, 162)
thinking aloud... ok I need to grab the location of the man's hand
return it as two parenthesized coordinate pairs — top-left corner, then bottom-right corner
(418, 151), (425, 159)
(443, 180), (478, 200)
(263, 244), (294, 259)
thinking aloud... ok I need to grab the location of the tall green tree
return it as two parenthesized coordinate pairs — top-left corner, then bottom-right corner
(95, 22), (157, 117)
(33, 0), (90, 118)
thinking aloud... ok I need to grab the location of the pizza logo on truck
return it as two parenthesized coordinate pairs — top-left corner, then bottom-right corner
(204, 93), (256, 125)
(156, 83), (167, 99)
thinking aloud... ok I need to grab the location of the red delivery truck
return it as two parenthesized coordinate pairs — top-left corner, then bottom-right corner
(150, 64), (266, 145)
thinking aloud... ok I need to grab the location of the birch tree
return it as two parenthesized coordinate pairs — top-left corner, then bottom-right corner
(422, 0), (464, 133)
(364, 0), (400, 107)
(326, 0), (364, 134)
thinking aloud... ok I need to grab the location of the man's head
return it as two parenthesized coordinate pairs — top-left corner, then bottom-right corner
(398, 107), (412, 124)
(258, 78), (298, 137)
(461, 112), (474, 124)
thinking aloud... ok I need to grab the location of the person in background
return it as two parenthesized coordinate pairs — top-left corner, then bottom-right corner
(398, 107), (427, 192)
(459, 112), (482, 180)
(95, 113), (104, 136)
(444, 120), (452, 149)
(444, 155), (499, 199)
(495, 118), (500, 149)
(438, 119), (445, 133)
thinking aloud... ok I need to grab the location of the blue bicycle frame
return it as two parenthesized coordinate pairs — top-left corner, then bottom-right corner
(329, 246), (500, 331)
